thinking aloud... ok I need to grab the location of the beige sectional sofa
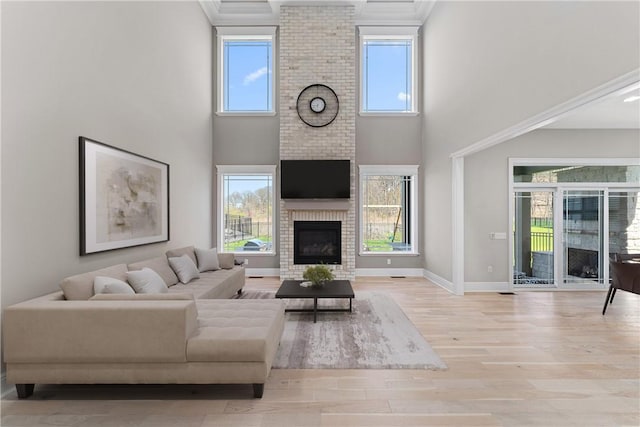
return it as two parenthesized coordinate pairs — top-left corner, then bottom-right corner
(3, 246), (285, 399)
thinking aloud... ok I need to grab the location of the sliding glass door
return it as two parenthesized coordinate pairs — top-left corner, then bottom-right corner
(511, 161), (639, 290)
(562, 190), (605, 286)
(513, 190), (555, 288)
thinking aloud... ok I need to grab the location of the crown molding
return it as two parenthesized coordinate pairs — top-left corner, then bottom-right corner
(200, 0), (436, 26)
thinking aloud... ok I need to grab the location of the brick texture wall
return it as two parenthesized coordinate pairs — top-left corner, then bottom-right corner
(279, 5), (356, 279)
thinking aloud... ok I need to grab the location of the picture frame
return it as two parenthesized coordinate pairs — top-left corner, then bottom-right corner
(79, 136), (170, 255)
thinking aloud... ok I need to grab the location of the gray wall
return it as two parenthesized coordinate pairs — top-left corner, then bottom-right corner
(422, 0), (640, 282)
(465, 129), (640, 284)
(355, 24), (423, 270)
(1, 1), (212, 308)
(356, 116), (423, 269)
(211, 26), (281, 270)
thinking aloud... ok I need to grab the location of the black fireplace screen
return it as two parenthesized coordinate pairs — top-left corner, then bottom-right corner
(294, 221), (341, 265)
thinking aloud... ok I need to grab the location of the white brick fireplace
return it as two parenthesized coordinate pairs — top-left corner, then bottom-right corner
(279, 5), (356, 280)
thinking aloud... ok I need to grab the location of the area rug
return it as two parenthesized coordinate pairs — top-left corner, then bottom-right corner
(238, 290), (447, 370)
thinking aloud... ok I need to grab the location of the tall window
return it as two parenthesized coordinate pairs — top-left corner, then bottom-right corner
(217, 165), (276, 254)
(217, 27), (275, 113)
(359, 165), (418, 254)
(360, 27), (418, 113)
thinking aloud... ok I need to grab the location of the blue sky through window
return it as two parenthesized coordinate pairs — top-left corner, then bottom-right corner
(221, 36), (413, 113)
(363, 40), (412, 112)
(223, 40), (272, 112)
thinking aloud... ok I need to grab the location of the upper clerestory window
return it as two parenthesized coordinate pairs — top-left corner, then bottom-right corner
(359, 26), (418, 115)
(216, 27), (276, 114)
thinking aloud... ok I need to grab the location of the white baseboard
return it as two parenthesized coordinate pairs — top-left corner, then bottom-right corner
(245, 268), (426, 278)
(423, 269), (455, 294)
(464, 281), (511, 292)
(245, 268), (280, 277)
(355, 268), (423, 277)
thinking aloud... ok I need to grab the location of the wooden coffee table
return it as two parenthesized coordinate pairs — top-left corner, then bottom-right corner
(275, 280), (355, 323)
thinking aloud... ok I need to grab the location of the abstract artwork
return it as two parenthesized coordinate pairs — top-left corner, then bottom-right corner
(80, 137), (169, 255)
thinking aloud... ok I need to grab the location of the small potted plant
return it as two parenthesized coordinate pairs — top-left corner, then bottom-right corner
(302, 264), (334, 288)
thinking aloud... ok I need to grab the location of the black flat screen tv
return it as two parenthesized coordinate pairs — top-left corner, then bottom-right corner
(281, 160), (350, 199)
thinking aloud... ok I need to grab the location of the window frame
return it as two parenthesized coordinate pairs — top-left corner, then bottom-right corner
(216, 26), (276, 115)
(359, 26), (419, 115)
(359, 165), (419, 256)
(216, 165), (277, 255)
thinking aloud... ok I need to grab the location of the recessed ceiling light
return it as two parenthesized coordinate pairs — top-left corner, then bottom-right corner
(623, 95), (640, 103)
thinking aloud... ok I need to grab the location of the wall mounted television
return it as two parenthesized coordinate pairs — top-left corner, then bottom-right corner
(281, 159), (350, 199)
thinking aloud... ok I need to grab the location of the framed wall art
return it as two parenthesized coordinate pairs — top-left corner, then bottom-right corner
(79, 137), (170, 255)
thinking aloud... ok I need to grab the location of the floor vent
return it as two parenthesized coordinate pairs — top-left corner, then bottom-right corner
(499, 292), (516, 295)
(248, 276), (264, 279)
(390, 276), (406, 279)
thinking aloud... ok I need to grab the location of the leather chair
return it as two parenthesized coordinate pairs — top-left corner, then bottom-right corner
(603, 257), (640, 315)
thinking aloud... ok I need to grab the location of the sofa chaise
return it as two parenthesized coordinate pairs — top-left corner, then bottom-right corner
(2, 246), (285, 399)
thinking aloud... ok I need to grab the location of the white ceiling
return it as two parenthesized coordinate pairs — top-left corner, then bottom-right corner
(544, 83), (640, 129)
(199, 0), (436, 25)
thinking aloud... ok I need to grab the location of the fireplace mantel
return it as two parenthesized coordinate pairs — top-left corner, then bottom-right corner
(282, 200), (351, 211)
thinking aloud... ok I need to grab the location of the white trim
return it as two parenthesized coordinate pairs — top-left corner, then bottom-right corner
(358, 26), (420, 36)
(356, 268), (423, 277)
(216, 164), (277, 174)
(464, 282), (512, 293)
(359, 252), (420, 256)
(245, 268), (280, 277)
(215, 111), (277, 117)
(514, 182), (640, 190)
(359, 111), (420, 117)
(510, 157), (640, 167)
(359, 164), (419, 176)
(216, 165), (277, 255)
(359, 29), (418, 114)
(216, 28), (276, 114)
(423, 269), (455, 294)
(451, 157), (464, 295)
(450, 70), (640, 159)
(216, 26), (276, 36)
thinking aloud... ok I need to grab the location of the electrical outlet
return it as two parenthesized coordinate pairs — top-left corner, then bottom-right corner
(244, 258), (249, 266)
(487, 265), (493, 273)
(387, 258), (391, 265)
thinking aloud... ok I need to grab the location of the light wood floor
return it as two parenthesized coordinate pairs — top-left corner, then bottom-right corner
(2, 277), (639, 427)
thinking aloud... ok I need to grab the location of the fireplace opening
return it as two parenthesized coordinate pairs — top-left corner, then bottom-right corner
(567, 247), (599, 278)
(294, 221), (341, 265)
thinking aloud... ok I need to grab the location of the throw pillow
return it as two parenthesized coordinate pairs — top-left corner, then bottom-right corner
(93, 276), (135, 295)
(127, 256), (179, 287)
(195, 247), (220, 272)
(165, 246), (197, 265)
(126, 268), (169, 294)
(168, 254), (200, 284)
(59, 263), (128, 301)
(218, 252), (235, 269)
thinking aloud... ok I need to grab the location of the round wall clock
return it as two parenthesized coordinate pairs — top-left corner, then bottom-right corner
(296, 84), (339, 127)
